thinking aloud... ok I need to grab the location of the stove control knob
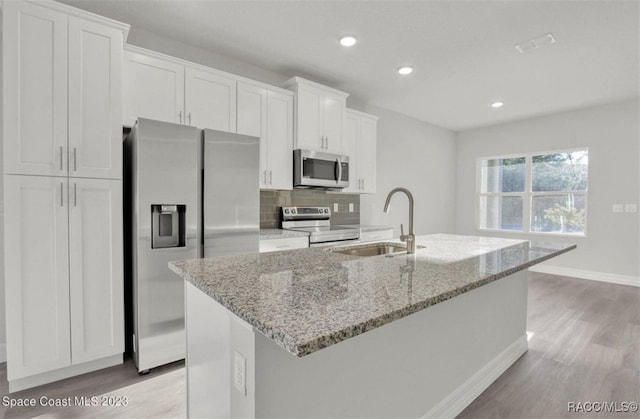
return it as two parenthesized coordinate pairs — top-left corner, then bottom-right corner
(284, 209), (290, 214)
(291, 209), (297, 214)
(324, 208), (329, 213)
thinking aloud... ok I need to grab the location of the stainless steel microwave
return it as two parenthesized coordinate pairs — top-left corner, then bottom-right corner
(293, 149), (349, 189)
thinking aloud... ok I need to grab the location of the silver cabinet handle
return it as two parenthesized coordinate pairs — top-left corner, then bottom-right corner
(362, 179), (364, 190)
(60, 182), (64, 207)
(263, 170), (267, 184)
(59, 146), (63, 171)
(269, 170), (273, 185)
(73, 182), (77, 207)
(325, 136), (329, 150)
(73, 148), (77, 171)
(179, 110), (183, 124)
(188, 112), (192, 126)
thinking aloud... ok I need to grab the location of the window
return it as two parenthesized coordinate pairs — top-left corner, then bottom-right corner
(478, 149), (588, 236)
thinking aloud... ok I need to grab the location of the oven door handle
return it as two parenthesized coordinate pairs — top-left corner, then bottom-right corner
(336, 157), (342, 184)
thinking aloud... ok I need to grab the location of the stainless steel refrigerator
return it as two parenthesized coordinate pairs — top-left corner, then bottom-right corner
(125, 118), (259, 373)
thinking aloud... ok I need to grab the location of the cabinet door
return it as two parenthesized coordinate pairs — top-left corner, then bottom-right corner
(359, 116), (377, 193)
(237, 82), (268, 187)
(68, 17), (123, 179)
(68, 178), (124, 364)
(266, 91), (294, 190)
(185, 67), (237, 132)
(4, 176), (71, 380)
(296, 85), (323, 150)
(3, 1), (68, 176)
(123, 50), (185, 126)
(342, 112), (359, 193)
(322, 93), (346, 154)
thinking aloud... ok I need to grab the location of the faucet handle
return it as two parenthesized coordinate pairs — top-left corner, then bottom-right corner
(400, 223), (407, 242)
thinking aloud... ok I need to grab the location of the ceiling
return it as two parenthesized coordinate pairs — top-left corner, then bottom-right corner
(63, 0), (639, 131)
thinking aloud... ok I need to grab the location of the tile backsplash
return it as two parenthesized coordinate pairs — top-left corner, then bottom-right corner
(260, 189), (360, 228)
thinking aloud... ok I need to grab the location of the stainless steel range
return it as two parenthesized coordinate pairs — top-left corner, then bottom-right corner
(281, 206), (359, 247)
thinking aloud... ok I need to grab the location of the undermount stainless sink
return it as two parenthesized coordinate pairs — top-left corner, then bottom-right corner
(331, 242), (424, 257)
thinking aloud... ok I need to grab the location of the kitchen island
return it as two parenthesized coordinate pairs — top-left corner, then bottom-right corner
(169, 234), (575, 418)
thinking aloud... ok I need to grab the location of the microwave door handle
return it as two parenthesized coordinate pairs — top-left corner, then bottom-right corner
(336, 157), (342, 184)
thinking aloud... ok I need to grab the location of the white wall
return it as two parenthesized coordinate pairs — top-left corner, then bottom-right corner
(456, 99), (640, 279)
(360, 106), (457, 235)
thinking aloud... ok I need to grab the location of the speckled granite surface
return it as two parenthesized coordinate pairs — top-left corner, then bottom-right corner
(259, 228), (310, 240)
(169, 234), (575, 357)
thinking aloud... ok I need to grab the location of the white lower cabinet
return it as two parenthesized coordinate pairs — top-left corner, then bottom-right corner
(259, 237), (309, 253)
(4, 175), (123, 389)
(358, 228), (394, 243)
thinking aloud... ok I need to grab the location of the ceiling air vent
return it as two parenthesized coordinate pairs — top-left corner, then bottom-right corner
(515, 33), (556, 54)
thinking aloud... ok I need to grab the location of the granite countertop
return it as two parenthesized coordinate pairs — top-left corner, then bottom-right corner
(260, 228), (310, 240)
(169, 234), (575, 357)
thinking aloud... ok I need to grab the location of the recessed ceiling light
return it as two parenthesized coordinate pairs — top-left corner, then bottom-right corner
(339, 36), (357, 47)
(491, 101), (505, 108)
(397, 66), (413, 75)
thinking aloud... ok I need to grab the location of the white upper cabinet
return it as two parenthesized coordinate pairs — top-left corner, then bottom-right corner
(3, 1), (69, 177)
(265, 90), (294, 189)
(123, 48), (185, 126)
(237, 81), (293, 190)
(124, 46), (239, 133)
(283, 77), (348, 154)
(68, 17), (123, 179)
(185, 67), (237, 132)
(343, 109), (378, 194)
(3, 0), (127, 179)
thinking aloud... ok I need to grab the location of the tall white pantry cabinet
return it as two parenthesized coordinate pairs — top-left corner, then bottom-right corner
(3, 0), (129, 391)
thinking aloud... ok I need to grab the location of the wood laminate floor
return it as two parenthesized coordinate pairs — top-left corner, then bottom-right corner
(0, 273), (638, 419)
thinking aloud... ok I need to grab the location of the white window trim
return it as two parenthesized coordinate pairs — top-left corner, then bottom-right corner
(476, 148), (589, 237)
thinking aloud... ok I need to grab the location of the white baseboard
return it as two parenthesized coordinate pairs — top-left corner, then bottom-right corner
(529, 265), (640, 287)
(423, 335), (528, 419)
(0, 343), (6, 363)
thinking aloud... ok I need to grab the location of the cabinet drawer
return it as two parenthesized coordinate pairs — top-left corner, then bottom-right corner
(259, 237), (308, 253)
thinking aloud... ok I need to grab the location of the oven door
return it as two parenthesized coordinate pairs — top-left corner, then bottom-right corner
(294, 149), (349, 188)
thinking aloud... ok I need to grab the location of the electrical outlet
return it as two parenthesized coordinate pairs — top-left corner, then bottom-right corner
(233, 351), (246, 395)
(349, 203), (354, 213)
(625, 204), (637, 213)
(333, 203), (339, 212)
(612, 204), (624, 213)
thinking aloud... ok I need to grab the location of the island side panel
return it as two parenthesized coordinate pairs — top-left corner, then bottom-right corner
(252, 271), (528, 418)
(185, 282), (231, 418)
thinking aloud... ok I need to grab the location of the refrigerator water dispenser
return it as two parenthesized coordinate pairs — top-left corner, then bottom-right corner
(151, 204), (186, 248)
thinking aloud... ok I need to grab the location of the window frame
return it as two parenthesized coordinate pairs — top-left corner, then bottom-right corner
(476, 147), (589, 238)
